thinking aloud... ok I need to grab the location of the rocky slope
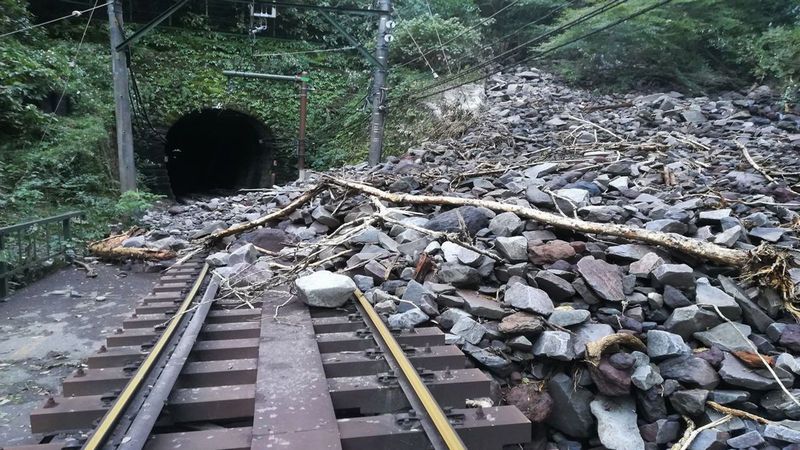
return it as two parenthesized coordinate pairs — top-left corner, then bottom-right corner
(136, 67), (800, 450)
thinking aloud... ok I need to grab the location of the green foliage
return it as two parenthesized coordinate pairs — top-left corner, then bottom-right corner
(537, 0), (800, 92)
(391, 15), (484, 73)
(114, 190), (164, 223)
(739, 25), (800, 103)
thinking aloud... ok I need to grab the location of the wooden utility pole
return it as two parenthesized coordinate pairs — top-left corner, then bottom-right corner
(107, 0), (136, 192)
(298, 71), (309, 181)
(368, 0), (392, 166)
(222, 70), (311, 181)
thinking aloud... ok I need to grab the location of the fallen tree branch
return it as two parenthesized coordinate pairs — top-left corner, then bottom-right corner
(706, 401), (771, 424)
(88, 229), (176, 261)
(201, 184), (325, 245)
(325, 176), (749, 267)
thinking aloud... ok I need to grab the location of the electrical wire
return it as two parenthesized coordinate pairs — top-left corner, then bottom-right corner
(424, 0), (452, 75)
(0, 1), (111, 39)
(39, 0), (103, 144)
(254, 46), (357, 57)
(395, 0), (522, 69)
(403, 0), (628, 99)
(409, 0), (674, 102)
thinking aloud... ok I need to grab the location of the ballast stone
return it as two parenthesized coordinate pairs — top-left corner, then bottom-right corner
(294, 270), (356, 308)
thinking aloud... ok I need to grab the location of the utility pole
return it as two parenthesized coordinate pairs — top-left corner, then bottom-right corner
(107, 0), (136, 192)
(368, 0), (392, 166)
(298, 71), (308, 181)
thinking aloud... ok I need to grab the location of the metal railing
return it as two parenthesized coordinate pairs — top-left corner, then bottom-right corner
(0, 211), (83, 298)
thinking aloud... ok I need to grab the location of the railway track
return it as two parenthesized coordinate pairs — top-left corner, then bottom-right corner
(6, 253), (532, 450)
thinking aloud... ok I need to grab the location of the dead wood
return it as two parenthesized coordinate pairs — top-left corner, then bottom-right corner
(88, 228), (176, 261)
(325, 176), (750, 267)
(201, 184), (325, 245)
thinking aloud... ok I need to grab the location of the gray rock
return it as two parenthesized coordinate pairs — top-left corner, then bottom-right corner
(554, 188), (590, 214)
(631, 364), (664, 391)
(718, 275), (774, 333)
(495, 236), (528, 262)
(374, 299), (397, 314)
(576, 256), (625, 301)
(424, 206), (491, 236)
(504, 283), (555, 316)
(547, 373), (595, 438)
(353, 274), (374, 292)
(458, 290), (505, 319)
(437, 308), (472, 329)
(652, 264), (695, 289)
(698, 209), (731, 224)
(507, 335), (533, 351)
(228, 243), (258, 266)
(777, 353), (800, 375)
(450, 316), (487, 344)
(534, 270), (576, 301)
(682, 109), (707, 124)
(548, 308), (590, 327)
(764, 422), (800, 443)
(647, 330), (690, 360)
(532, 331), (574, 361)
(401, 280), (438, 316)
(205, 251), (230, 267)
(695, 277), (742, 320)
(387, 307), (430, 329)
(590, 395), (645, 450)
(191, 220), (227, 239)
(714, 225), (742, 247)
(524, 162), (558, 178)
(462, 343), (512, 376)
(762, 389), (800, 419)
(708, 390), (750, 404)
(122, 236), (145, 248)
(658, 355), (720, 389)
(489, 212), (523, 237)
(749, 227), (785, 242)
(437, 262), (481, 288)
(664, 305), (723, 339)
(645, 219), (688, 234)
(719, 352), (794, 390)
(295, 271), (356, 308)
(572, 323), (615, 357)
(151, 236), (189, 251)
(312, 205), (341, 228)
(629, 252), (664, 278)
(639, 418), (681, 444)
(693, 322), (753, 353)
(440, 241), (482, 266)
(607, 244), (660, 262)
(669, 389), (708, 416)
(727, 430), (765, 448)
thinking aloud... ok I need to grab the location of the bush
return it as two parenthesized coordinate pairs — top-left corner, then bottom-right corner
(739, 26), (800, 104)
(537, 0), (799, 92)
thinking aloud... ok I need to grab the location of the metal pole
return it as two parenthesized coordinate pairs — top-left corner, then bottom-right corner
(368, 0), (391, 166)
(108, 0), (137, 192)
(298, 72), (308, 181)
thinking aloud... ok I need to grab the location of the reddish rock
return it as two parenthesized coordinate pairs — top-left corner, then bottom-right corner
(589, 356), (632, 396)
(505, 385), (554, 422)
(528, 239), (576, 264)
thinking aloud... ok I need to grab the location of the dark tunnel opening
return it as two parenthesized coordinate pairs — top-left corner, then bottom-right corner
(165, 109), (274, 196)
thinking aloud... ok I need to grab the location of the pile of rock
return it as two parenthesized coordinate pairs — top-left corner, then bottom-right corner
(141, 67), (800, 450)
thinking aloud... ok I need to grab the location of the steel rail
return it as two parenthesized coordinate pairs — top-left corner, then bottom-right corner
(82, 263), (210, 450)
(353, 288), (467, 450)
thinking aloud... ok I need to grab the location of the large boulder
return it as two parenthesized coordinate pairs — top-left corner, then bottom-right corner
(294, 271), (356, 308)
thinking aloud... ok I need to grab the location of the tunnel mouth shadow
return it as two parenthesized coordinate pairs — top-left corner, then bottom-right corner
(165, 108), (274, 196)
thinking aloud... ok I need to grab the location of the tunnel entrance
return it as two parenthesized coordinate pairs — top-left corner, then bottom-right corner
(165, 109), (274, 196)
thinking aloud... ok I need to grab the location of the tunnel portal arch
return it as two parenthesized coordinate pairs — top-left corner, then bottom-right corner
(164, 108), (276, 196)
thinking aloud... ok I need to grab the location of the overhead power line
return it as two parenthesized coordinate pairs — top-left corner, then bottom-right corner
(410, 0), (674, 102)
(403, 0), (628, 99)
(254, 46), (356, 57)
(395, 0), (522, 69)
(0, 1), (111, 39)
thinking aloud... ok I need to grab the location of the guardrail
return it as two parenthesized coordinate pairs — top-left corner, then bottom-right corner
(0, 211), (84, 298)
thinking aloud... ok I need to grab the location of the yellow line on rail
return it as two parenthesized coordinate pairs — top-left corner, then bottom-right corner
(83, 263), (210, 450)
(354, 288), (467, 450)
